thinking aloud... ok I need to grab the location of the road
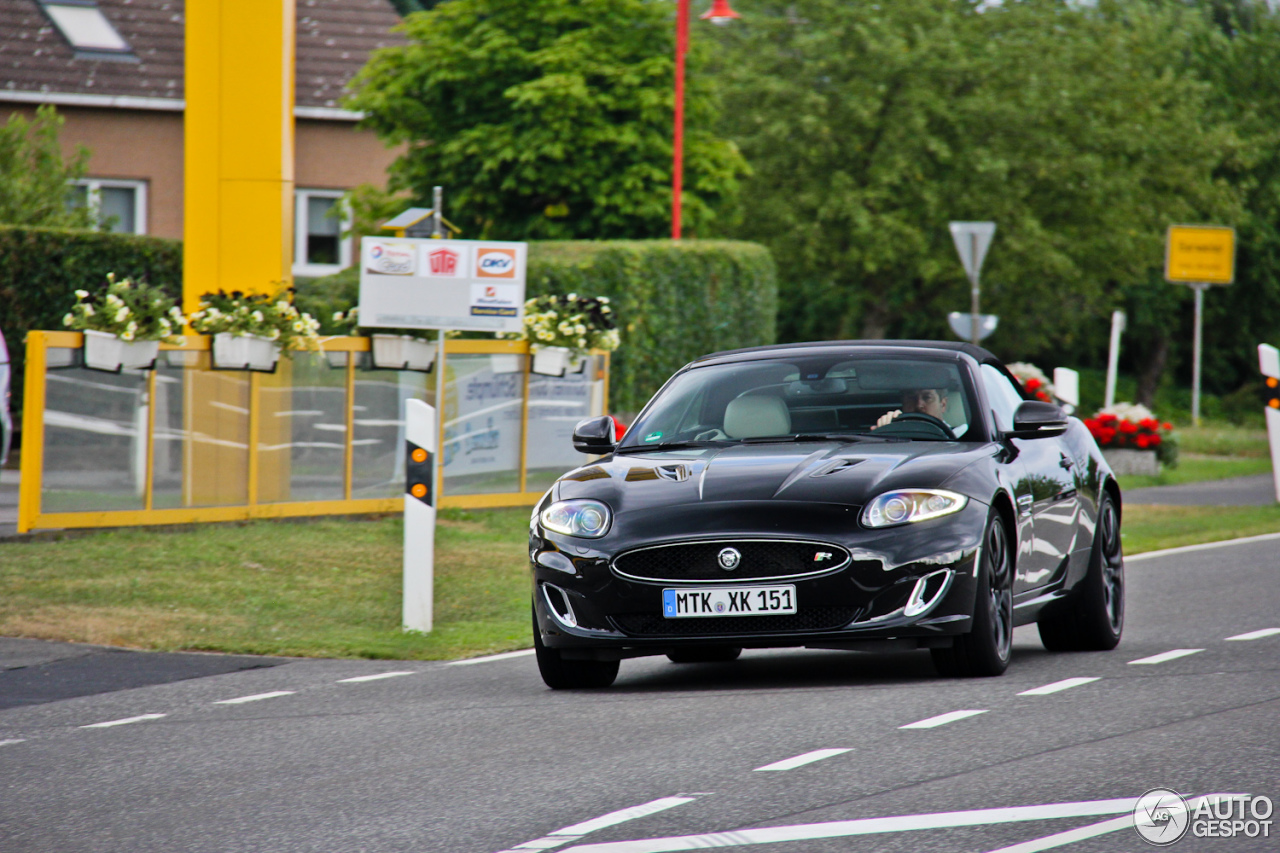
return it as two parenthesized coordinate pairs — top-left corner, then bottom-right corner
(1, 535), (1278, 853)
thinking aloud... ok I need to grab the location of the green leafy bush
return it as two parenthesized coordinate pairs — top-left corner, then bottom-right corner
(0, 225), (182, 434)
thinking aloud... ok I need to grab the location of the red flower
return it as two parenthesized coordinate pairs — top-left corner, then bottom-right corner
(1098, 427), (1117, 444)
(1162, 422), (1173, 431)
(1136, 434), (1151, 449)
(1149, 434), (1162, 446)
(1118, 420), (1138, 434)
(1025, 378), (1042, 391)
(1098, 413), (1118, 424)
(1139, 418), (1158, 430)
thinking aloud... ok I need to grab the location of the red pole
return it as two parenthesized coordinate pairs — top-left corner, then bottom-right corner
(673, 0), (688, 240)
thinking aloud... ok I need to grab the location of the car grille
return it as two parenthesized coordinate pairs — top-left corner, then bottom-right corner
(610, 607), (859, 636)
(612, 540), (866, 583)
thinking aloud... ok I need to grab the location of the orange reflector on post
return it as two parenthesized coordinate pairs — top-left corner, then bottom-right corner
(411, 483), (428, 499)
(412, 447), (428, 463)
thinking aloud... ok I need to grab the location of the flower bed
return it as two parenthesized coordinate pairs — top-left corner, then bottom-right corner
(1084, 403), (1177, 469)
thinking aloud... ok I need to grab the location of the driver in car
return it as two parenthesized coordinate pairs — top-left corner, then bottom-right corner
(874, 387), (948, 430)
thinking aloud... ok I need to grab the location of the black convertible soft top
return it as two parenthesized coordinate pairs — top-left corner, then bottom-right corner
(693, 339), (998, 366)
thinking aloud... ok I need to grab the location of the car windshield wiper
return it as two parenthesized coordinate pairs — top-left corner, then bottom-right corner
(739, 433), (868, 444)
(615, 440), (725, 453)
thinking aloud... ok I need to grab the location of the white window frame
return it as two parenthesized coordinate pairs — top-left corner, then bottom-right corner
(70, 178), (148, 235)
(294, 189), (352, 277)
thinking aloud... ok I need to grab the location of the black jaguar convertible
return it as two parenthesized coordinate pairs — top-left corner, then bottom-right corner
(530, 341), (1124, 688)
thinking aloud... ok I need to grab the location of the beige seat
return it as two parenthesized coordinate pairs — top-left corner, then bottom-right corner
(724, 395), (791, 439)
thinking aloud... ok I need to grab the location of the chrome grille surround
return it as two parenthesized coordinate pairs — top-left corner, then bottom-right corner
(611, 538), (858, 584)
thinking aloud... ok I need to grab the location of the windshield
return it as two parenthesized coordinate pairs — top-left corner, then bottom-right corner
(619, 354), (979, 450)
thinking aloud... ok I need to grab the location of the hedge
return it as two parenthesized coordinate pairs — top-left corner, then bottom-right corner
(0, 231), (775, 436)
(525, 241), (777, 413)
(0, 225), (182, 435)
(299, 240), (778, 414)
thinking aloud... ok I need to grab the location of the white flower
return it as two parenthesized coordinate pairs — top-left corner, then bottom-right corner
(567, 293), (577, 301)
(63, 313), (75, 326)
(115, 306), (130, 322)
(598, 296), (610, 304)
(120, 329), (135, 342)
(333, 311), (345, 323)
(577, 337), (587, 348)
(84, 305), (95, 317)
(105, 293), (123, 307)
(574, 324), (586, 335)
(268, 328), (281, 340)
(74, 289), (89, 299)
(252, 310), (265, 324)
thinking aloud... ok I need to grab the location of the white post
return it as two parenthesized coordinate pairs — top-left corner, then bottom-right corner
(1053, 367), (1079, 411)
(1191, 283), (1207, 427)
(1104, 310), (1125, 410)
(403, 399), (437, 632)
(1259, 344), (1280, 504)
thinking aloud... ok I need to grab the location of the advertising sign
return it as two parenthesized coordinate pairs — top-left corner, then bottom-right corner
(1165, 225), (1236, 284)
(359, 238), (526, 332)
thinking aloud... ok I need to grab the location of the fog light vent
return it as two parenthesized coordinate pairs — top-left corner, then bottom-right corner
(903, 570), (953, 618)
(542, 583), (578, 628)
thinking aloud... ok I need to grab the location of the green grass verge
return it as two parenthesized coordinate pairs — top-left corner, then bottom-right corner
(1121, 504), (1280, 555)
(1117, 455), (1273, 491)
(0, 509), (534, 661)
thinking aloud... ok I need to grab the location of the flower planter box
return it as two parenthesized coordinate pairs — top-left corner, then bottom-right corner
(82, 329), (159, 372)
(1102, 448), (1158, 476)
(212, 333), (281, 372)
(371, 335), (436, 372)
(532, 345), (583, 377)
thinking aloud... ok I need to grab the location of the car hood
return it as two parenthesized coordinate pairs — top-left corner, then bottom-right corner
(555, 441), (993, 512)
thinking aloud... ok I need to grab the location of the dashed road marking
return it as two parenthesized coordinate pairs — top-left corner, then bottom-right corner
(1017, 677), (1100, 696)
(899, 709), (988, 729)
(754, 748), (851, 771)
(0, 738), (26, 746)
(555, 797), (1140, 852)
(214, 691), (296, 705)
(338, 671), (417, 683)
(1128, 649), (1203, 665)
(448, 649), (536, 666)
(81, 713), (166, 729)
(1226, 628), (1280, 641)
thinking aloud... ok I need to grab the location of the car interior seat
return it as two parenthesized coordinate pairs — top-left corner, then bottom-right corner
(723, 395), (791, 439)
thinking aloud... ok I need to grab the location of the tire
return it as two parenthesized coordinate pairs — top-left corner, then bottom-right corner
(932, 512), (1013, 678)
(533, 607), (619, 689)
(667, 646), (743, 664)
(1038, 491), (1124, 652)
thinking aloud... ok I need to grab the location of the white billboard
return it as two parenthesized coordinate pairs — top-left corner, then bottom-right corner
(358, 237), (526, 333)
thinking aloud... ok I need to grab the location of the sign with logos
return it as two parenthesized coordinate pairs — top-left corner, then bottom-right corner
(359, 238), (526, 332)
(1165, 225), (1235, 285)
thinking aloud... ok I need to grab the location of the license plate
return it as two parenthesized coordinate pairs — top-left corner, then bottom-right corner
(662, 585), (797, 618)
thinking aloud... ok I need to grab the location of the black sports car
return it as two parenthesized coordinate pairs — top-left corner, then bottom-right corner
(530, 341), (1124, 688)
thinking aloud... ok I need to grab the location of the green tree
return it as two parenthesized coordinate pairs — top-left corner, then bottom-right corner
(0, 105), (93, 229)
(347, 0), (747, 240)
(715, 0), (1237, 360)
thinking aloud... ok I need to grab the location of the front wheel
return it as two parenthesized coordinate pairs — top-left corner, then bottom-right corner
(1038, 491), (1124, 651)
(533, 607), (619, 689)
(932, 512), (1013, 678)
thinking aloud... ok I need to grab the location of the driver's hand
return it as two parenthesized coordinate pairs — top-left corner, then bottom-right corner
(873, 410), (902, 429)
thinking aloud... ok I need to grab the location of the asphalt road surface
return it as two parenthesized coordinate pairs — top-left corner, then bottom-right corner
(2, 534), (1278, 853)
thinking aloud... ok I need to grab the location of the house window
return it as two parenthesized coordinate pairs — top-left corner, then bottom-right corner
(40, 1), (135, 59)
(294, 189), (351, 276)
(67, 179), (147, 234)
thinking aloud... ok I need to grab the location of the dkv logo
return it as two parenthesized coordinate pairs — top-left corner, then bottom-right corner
(476, 248), (517, 278)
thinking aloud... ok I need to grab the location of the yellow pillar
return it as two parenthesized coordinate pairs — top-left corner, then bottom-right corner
(184, 0), (295, 313)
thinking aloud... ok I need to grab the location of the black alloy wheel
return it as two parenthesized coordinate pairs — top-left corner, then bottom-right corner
(931, 512), (1013, 677)
(532, 607), (620, 689)
(667, 646), (743, 663)
(1038, 491), (1124, 651)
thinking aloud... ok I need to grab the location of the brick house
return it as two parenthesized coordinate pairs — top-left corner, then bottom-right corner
(0, 0), (407, 277)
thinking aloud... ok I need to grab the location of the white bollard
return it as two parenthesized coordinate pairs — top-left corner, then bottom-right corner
(1259, 345), (1280, 505)
(403, 399), (437, 632)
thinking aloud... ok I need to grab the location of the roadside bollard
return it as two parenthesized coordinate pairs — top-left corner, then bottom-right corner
(404, 399), (437, 632)
(1259, 345), (1280, 504)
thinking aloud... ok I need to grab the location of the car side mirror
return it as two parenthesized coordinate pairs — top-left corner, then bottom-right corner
(573, 415), (617, 454)
(1007, 401), (1069, 439)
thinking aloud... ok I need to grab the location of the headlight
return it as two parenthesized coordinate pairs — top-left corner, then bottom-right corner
(540, 500), (612, 538)
(862, 489), (967, 528)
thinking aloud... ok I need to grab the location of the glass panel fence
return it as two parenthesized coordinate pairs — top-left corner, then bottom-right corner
(442, 353), (525, 496)
(525, 354), (602, 494)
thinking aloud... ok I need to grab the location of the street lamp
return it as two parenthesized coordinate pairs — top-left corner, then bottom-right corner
(672, 0), (740, 240)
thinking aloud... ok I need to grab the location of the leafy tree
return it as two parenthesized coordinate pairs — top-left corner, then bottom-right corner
(0, 105), (93, 229)
(714, 0), (1237, 362)
(347, 0), (747, 240)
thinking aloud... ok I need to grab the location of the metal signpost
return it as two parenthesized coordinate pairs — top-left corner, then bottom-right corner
(1104, 310), (1126, 409)
(1165, 225), (1236, 426)
(946, 312), (998, 343)
(949, 222), (997, 345)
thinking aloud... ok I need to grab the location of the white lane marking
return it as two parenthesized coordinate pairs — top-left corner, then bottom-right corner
(338, 671), (417, 683)
(1017, 677), (1100, 696)
(0, 739), (26, 746)
(981, 793), (1244, 853)
(899, 709), (988, 729)
(510, 838), (580, 850)
(553, 797), (698, 836)
(754, 748), (852, 771)
(447, 649), (535, 666)
(81, 713), (166, 729)
(214, 690), (296, 705)
(558, 797), (1139, 853)
(1128, 649), (1203, 665)
(1226, 627), (1280, 641)
(1125, 531), (1280, 562)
